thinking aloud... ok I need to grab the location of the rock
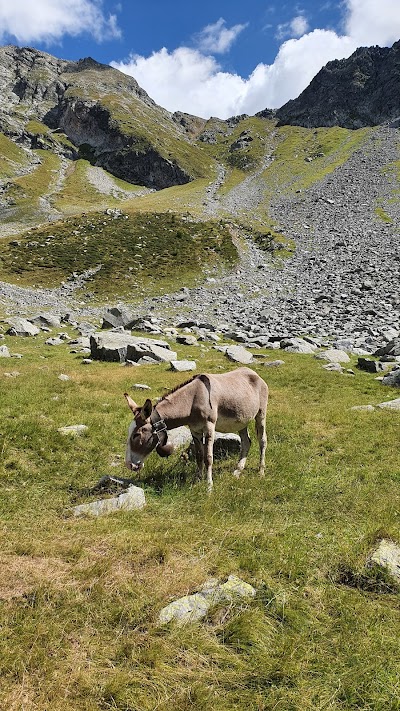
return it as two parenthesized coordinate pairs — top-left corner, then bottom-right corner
(3, 370), (20, 377)
(315, 349), (350, 363)
(374, 338), (400, 357)
(322, 362), (343, 372)
(170, 360), (197, 372)
(214, 433), (241, 458)
(159, 574), (256, 624)
(0, 345), (10, 357)
(73, 485), (146, 517)
(357, 358), (385, 373)
(6, 318), (40, 337)
(381, 369), (400, 387)
(58, 373), (70, 381)
(225, 345), (253, 364)
(45, 337), (64, 346)
(127, 343), (177, 363)
(101, 306), (136, 330)
(376, 397), (400, 410)
(58, 424), (88, 435)
(350, 404), (375, 411)
(168, 426), (193, 448)
(281, 338), (317, 354)
(369, 539), (400, 582)
(81, 359), (93, 364)
(30, 313), (61, 328)
(176, 335), (198, 346)
(263, 359), (285, 367)
(132, 383), (151, 390)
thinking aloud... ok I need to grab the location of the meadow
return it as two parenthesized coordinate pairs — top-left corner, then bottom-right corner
(0, 331), (399, 711)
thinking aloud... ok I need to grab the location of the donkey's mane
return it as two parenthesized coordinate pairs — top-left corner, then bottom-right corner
(159, 374), (202, 401)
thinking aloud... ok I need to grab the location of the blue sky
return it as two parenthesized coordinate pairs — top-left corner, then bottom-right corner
(1, 1), (399, 118)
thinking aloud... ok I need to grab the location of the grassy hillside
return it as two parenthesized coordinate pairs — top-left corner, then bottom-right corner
(0, 334), (398, 710)
(0, 211), (237, 298)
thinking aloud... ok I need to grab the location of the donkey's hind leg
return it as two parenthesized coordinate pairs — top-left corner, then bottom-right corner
(233, 427), (251, 478)
(191, 432), (204, 483)
(255, 410), (267, 477)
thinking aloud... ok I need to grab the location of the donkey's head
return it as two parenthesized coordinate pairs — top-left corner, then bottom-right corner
(124, 393), (174, 471)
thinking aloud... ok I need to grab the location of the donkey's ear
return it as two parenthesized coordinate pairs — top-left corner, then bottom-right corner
(141, 398), (153, 420)
(124, 393), (138, 412)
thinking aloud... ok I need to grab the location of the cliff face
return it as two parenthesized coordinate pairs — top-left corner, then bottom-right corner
(0, 45), (205, 188)
(276, 41), (400, 129)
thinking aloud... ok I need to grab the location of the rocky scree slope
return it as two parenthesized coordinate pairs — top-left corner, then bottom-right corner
(144, 126), (400, 351)
(276, 40), (400, 129)
(0, 45), (208, 189)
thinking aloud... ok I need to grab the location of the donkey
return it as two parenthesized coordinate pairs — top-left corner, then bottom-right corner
(124, 367), (268, 492)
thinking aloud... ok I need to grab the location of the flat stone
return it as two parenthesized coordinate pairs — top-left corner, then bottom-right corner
(6, 318), (40, 337)
(73, 485), (146, 517)
(159, 574), (256, 625)
(225, 345), (253, 364)
(45, 337), (64, 346)
(30, 313), (61, 328)
(281, 338), (317, 354)
(315, 349), (350, 363)
(58, 424), (88, 435)
(0, 345), (10, 357)
(132, 383), (151, 390)
(263, 359), (285, 367)
(369, 539), (400, 582)
(176, 335), (198, 346)
(58, 374), (70, 381)
(170, 360), (197, 372)
(376, 398), (400, 411)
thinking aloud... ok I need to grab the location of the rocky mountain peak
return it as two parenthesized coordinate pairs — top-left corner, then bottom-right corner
(276, 39), (400, 128)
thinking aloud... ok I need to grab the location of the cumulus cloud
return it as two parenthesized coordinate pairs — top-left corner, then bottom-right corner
(113, 0), (400, 118)
(0, 0), (121, 44)
(276, 14), (309, 40)
(195, 17), (247, 54)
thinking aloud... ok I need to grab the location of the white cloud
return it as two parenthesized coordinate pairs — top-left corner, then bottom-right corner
(0, 0), (121, 44)
(195, 17), (247, 54)
(276, 14), (309, 40)
(113, 0), (400, 119)
(345, 0), (400, 47)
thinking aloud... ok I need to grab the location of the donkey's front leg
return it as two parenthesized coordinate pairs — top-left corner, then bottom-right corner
(191, 431), (204, 483)
(204, 423), (216, 493)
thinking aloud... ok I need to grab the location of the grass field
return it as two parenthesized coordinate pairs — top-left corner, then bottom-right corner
(0, 330), (399, 711)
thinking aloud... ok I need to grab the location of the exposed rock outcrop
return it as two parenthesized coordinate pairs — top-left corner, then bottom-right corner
(276, 40), (400, 128)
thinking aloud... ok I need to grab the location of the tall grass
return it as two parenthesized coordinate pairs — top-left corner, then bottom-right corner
(0, 332), (399, 710)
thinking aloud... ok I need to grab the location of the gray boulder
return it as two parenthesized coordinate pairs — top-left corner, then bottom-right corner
(159, 575), (256, 625)
(369, 539), (400, 582)
(376, 397), (400, 410)
(315, 349), (350, 363)
(6, 318), (40, 337)
(381, 368), (400, 387)
(374, 338), (400, 358)
(225, 345), (253, 364)
(0, 345), (10, 357)
(281, 338), (317, 354)
(30, 313), (61, 328)
(170, 360), (196, 372)
(101, 306), (136, 330)
(127, 342), (177, 363)
(357, 358), (385, 373)
(176, 335), (198, 346)
(73, 485), (146, 517)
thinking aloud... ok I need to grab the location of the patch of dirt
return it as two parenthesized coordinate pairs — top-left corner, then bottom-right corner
(0, 554), (74, 600)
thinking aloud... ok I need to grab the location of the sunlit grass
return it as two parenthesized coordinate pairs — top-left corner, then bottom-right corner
(0, 330), (399, 710)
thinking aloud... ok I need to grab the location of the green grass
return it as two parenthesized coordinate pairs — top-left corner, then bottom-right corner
(0, 132), (30, 179)
(3, 149), (61, 223)
(0, 211), (237, 298)
(0, 334), (399, 710)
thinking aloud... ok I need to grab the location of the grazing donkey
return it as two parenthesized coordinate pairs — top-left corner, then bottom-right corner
(124, 367), (268, 492)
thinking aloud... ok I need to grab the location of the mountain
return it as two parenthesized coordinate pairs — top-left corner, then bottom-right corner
(0, 45), (210, 190)
(276, 40), (400, 129)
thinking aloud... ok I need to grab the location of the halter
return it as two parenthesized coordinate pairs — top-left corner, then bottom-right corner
(150, 408), (168, 449)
